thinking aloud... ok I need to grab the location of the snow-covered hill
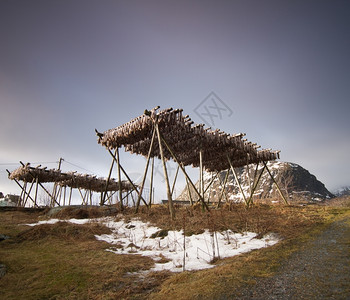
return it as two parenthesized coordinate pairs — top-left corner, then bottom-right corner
(178, 161), (334, 203)
(333, 186), (350, 197)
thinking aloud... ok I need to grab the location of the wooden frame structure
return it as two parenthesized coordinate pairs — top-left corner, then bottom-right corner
(7, 161), (135, 208)
(96, 107), (288, 217)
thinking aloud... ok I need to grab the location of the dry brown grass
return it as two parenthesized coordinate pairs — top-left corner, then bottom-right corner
(50, 205), (118, 219)
(0, 202), (346, 299)
(17, 222), (112, 242)
(0, 209), (160, 300)
(122, 203), (330, 241)
(324, 195), (350, 207)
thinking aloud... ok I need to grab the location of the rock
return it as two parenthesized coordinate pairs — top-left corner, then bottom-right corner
(0, 234), (10, 241)
(0, 264), (6, 278)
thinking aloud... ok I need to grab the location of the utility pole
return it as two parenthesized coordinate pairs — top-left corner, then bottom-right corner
(58, 158), (64, 170)
(52, 158), (64, 206)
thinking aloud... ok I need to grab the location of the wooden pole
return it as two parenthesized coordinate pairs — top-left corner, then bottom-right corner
(262, 161), (289, 205)
(122, 190), (133, 201)
(107, 192), (112, 205)
(246, 158), (252, 196)
(115, 148), (124, 210)
(130, 191), (135, 207)
(199, 149), (204, 200)
(84, 190), (88, 205)
(57, 185), (63, 206)
(227, 156), (248, 206)
(155, 123), (175, 219)
(252, 163), (259, 189)
(34, 177), (39, 207)
(186, 175), (193, 205)
(208, 173), (213, 204)
(149, 157), (154, 207)
(157, 132), (209, 211)
(19, 162), (60, 206)
(63, 185), (67, 206)
(201, 171), (220, 204)
(203, 171), (220, 195)
(107, 148), (148, 206)
(247, 163), (266, 206)
(136, 126), (156, 212)
(20, 181), (27, 206)
(78, 188), (85, 205)
(8, 173), (37, 207)
(24, 178), (36, 207)
(101, 151), (115, 205)
(52, 157), (63, 204)
(217, 169), (230, 208)
(68, 187), (73, 205)
(85, 190), (89, 205)
(23, 181), (28, 206)
(171, 165), (180, 197)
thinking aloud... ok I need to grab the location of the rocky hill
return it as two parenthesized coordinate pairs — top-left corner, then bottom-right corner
(178, 161), (334, 203)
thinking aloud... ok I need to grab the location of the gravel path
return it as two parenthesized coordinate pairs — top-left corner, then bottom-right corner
(235, 215), (350, 299)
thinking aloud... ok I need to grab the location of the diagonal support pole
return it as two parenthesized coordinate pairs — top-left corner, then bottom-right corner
(23, 177), (36, 207)
(115, 148), (124, 210)
(217, 169), (230, 208)
(185, 175), (194, 205)
(262, 161), (289, 205)
(171, 165), (180, 197)
(149, 157), (155, 207)
(19, 162), (60, 207)
(78, 188), (86, 205)
(227, 156), (248, 206)
(155, 122), (175, 219)
(7, 170), (37, 207)
(136, 126), (156, 212)
(157, 131), (209, 211)
(199, 149), (204, 199)
(20, 181), (27, 207)
(34, 177), (39, 207)
(203, 171), (220, 195)
(101, 149), (115, 205)
(246, 157), (253, 196)
(107, 148), (148, 207)
(247, 163), (266, 207)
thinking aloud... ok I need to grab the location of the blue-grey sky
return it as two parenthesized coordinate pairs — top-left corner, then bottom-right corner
(0, 0), (349, 199)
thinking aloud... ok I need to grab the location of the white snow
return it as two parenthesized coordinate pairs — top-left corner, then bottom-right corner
(24, 218), (95, 226)
(25, 217), (279, 272)
(96, 218), (279, 272)
(25, 218), (61, 226)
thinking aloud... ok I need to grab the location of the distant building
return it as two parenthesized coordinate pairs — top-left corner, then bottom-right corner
(0, 194), (21, 207)
(5, 194), (21, 203)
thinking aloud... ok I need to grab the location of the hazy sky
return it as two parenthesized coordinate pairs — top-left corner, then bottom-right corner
(0, 0), (349, 199)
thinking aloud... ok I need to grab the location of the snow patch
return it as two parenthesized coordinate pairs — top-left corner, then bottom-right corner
(25, 217), (280, 272)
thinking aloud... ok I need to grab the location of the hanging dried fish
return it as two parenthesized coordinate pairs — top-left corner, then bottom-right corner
(96, 107), (280, 172)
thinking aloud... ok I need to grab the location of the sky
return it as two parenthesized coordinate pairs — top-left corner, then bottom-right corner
(0, 0), (349, 201)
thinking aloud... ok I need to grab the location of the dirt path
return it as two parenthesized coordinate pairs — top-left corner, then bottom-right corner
(236, 214), (350, 299)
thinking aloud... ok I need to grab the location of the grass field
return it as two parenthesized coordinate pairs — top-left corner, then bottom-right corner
(0, 198), (349, 299)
